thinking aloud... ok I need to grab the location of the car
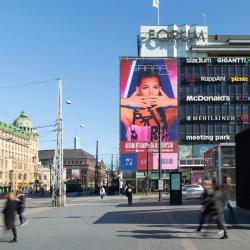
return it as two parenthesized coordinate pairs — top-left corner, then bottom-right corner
(182, 184), (204, 199)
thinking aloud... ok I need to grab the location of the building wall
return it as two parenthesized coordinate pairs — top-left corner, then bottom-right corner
(0, 122), (39, 191)
(139, 25), (208, 58)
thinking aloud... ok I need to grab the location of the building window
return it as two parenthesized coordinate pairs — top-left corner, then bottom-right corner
(236, 85), (242, 95)
(193, 86), (199, 94)
(208, 105), (213, 114)
(201, 85), (207, 95)
(236, 124), (243, 134)
(186, 125), (193, 133)
(208, 85), (214, 95)
(214, 85), (221, 95)
(243, 105), (249, 114)
(236, 105), (242, 114)
(222, 86), (228, 95)
(201, 125), (207, 133)
(229, 125), (235, 134)
(215, 125), (221, 134)
(187, 105), (193, 114)
(229, 105), (235, 115)
(222, 124), (228, 133)
(208, 125), (214, 134)
(193, 125), (200, 134)
(215, 105), (221, 114)
(193, 105), (200, 114)
(208, 66), (214, 74)
(222, 105), (228, 115)
(201, 105), (207, 114)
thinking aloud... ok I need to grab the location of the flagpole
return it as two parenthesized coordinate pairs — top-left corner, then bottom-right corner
(158, 0), (160, 25)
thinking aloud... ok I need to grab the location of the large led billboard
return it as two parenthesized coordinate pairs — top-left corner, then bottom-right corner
(120, 59), (178, 170)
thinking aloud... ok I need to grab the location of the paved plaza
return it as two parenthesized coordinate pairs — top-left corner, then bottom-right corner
(1, 195), (250, 250)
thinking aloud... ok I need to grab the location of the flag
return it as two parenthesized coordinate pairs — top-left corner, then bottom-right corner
(152, 0), (159, 8)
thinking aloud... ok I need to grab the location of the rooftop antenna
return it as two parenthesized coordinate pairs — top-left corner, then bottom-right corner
(202, 13), (207, 26)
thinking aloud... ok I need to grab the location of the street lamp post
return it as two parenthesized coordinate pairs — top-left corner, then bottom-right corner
(146, 145), (149, 196)
(158, 120), (162, 202)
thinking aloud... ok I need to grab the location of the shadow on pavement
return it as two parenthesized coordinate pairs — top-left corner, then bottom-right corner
(95, 203), (250, 227)
(116, 199), (201, 208)
(116, 229), (218, 240)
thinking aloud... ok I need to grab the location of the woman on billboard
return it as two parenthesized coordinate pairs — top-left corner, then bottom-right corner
(121, 64), (177, 142)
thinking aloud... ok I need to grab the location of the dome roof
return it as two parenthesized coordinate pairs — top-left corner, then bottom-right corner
(13, 111), (33, 129)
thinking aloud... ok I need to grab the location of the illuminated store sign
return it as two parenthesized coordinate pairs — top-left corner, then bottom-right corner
(240, 114), (249, 122)
(186, 115), (249, 122)
(186, 135), (231, 142)
(200, 76), (226, 82)
(236, 96), (250, 101)
(230, 76), (248, 83)
(184, 57), (250, 64)
(217, 57), (250, 64)
(186, 58), (212, 64)
(147, 29), (205, 42)
(186, 115), (235, 121)
(186, 96), (230, 102)
(186, 76), (195, 84)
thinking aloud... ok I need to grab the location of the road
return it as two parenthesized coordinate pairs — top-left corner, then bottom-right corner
(1, 195), (250, 250)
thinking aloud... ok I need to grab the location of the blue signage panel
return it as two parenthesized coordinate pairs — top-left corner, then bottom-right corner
(192, 144), (213, 158)
(120, 154), (137, 171)
(171, 173), (181, 191)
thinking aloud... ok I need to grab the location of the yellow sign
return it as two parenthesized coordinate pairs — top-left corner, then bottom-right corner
(230, 76), (248, 83)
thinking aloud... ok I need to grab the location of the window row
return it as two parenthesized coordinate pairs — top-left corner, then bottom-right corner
(179, 85), (250, 95)
(180, 104), (249, 115)
(180, 124), (250, 134)
(180, 65), (250, 76)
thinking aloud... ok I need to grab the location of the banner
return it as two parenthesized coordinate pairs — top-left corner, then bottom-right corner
(120, 59), (178, 170)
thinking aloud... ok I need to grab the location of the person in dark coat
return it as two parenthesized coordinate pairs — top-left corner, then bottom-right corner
(17, 191), (26, 225)
(213, 185), (228, 239)
(195, 180), (221, 233)
(2, 191), (17, 243)
(125, 184), (133, 205)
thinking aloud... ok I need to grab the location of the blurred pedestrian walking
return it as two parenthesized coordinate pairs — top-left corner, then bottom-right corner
(195, 180), (216, 232)
(224, 176), (235, 223)
(212, 184), (228, 239)
(1, 191), (17, 243)
(100, 186), (106, 199)
(17, 190), (26, 225)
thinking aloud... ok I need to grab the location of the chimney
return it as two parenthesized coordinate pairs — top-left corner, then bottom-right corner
(74, 136), (80, 149)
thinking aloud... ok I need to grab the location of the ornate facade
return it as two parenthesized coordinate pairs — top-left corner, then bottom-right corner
(39, 149), (107, 190)
(0, 111), (39, 192)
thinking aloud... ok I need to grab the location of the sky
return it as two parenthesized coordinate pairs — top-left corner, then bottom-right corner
(0, 0), (250, 164)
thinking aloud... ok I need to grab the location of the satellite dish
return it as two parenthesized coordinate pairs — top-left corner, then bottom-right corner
(66, 100), (72, 104)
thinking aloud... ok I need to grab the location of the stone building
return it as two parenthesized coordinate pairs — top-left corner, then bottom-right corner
(0, 111), (39, 193)
(39, 148), (107, 190)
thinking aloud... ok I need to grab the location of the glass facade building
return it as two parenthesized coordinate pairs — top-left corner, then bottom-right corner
(179, 58), (250, 145)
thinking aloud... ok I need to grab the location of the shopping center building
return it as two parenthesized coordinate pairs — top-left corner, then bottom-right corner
(120, 24), (250, 192)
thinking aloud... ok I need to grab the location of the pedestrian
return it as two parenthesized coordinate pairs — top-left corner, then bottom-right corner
(212, 184), (228, 239)
(124, 184), (128, 196)
(125, 184), (133, 205)
(224, 176), (235, 223)
(1, 191), (18, 243)
(195, 180), (217, 233)
(17, 190), (26, 225)
(100, 186), (106, 199)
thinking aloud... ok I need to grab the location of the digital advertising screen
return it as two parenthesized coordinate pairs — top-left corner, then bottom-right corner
(120, 59), (178, 170)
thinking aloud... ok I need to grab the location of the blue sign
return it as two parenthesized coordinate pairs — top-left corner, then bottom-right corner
(192, 144), (213, 158)
(120, 154), (137, 171)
